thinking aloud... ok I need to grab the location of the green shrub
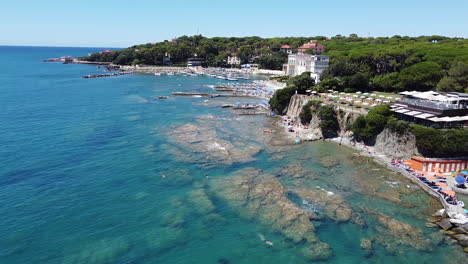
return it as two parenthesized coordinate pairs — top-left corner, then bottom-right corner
(411, 125), (468, 157)
(319, 105), (339, 138)
(299, 100), (321, 125)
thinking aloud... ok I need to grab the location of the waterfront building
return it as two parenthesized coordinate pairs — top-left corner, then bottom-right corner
(100, 49), (112, 54)
(391, 91), (468, 128)
(280, 45), (292, 54)
(187, 58), (205, 67)
(405, 156), (468, 173)
(297, 40), (324, 55)
(282, 54), (329, 82)
(227, 53), (241, 66)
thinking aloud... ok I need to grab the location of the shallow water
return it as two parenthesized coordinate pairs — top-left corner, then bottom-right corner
(0, 46), (465, 264)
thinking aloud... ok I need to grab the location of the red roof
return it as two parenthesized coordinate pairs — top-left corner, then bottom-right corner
(101, 49), (112, 53)
(280, 45), (291, 49)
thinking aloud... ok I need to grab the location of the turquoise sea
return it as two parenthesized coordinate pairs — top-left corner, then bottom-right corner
(0, 46), (465, 264)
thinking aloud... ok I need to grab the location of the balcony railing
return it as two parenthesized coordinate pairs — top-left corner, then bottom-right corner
(397, 98), (466, 111)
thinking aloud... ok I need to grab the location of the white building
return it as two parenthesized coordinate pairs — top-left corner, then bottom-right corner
(283, 54), (329, 82)
(227, 53), (241, 65)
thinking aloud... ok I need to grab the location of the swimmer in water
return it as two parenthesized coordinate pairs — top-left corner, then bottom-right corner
(161, 173), (166, 178)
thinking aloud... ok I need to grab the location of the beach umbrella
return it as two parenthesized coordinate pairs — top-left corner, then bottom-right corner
(433, 167), (441, 172)
(386, 96), (393, 99)
(371, 94), (377, 97)
(353, 95), (359, 98)
(442, 190), (456, 196)
(333, 91), (338, 93)
(363, 93), (369, 95)
(375, 99), (382, 102)
(379, 95), (385, 98)
(356, 91), (362, 94)
(435, 172), (445, 177)
(435, 182), (448, 187)
(354, 100), (361, 104)
(340, 92), (345, 95)
(425, 176), (437, 181)
(455, 176), (466, 184)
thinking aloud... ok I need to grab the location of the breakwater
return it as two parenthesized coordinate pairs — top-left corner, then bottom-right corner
(82, 72), (132, 79)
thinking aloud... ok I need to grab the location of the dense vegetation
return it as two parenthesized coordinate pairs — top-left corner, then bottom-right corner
(269, 73), (315, 114)
(299, 100), (339, 138)
(316, 35), (468, 93)
(82, 34), (468, 93)
(352, 105), (468, 157)
(352, 105), (394, 144)
(409, 125), (468, 158)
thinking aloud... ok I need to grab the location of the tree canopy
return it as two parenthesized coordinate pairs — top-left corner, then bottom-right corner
(82, 34), (468, 92)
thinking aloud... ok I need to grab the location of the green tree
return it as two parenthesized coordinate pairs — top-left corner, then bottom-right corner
(436, 61), (468, 93)
(398, 62), (443, 91)
(286, 72), (315, 93)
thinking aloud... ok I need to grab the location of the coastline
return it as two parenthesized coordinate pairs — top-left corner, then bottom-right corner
(275, 117), (468, 251)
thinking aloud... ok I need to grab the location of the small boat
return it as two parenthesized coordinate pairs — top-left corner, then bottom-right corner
(157, 96), (168, 99)
(167, 72), (174, 76)
(154, 72), (161, 76)
(227, 77), (238, 81)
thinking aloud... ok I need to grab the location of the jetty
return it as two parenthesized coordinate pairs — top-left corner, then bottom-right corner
(172, 92), (254, 98)
(82, 72), (132, 79)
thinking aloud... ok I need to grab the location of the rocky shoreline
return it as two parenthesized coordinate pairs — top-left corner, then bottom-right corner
(277, 95), (468, 253)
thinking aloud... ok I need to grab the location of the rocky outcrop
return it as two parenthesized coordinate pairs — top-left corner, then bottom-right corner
(292, 188), (353, 222)
(210, 168), (332, 261)
(374, 128), (419, 160)
(336, 110), (359, 137)
(286, 94), (310, 121)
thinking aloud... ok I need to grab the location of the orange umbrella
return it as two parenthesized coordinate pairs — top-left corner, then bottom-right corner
(403, 161), (412, 166)
(442, 190), (456, 196)
(435, 182), (448, 187)
(433, 167), (441, 173)
(435, 172), (445, 177)
(425, 176), (437, 181)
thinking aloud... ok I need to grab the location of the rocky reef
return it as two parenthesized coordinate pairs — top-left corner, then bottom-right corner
(291, 188), (353, 222)
(210, 167), (332, 261)
(164, 119), (262, 166)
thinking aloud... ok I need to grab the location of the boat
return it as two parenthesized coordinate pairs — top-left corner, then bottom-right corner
(167, 72), (174, 76)
(157, 96), (168, 99)
(227, 77), (238, 81)
(154, 72), (161, 76)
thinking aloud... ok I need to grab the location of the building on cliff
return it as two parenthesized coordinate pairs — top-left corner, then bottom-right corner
(391, 91), (468, 128)
(297, 40), (324, 55)
(282, 54), (329, 82)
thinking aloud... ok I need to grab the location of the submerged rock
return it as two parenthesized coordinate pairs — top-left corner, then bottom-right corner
(187, 183), (216, 215)
(375, 212), (432, 251)
(319, 156), (339, 168)
(62, 238), (130, 264)
(277, 161), (317, 180)
(166, 122), (261, 166)
(210, 167), (332, 260)
(360, 238), (373, 257)
(292, 188), (353, 222)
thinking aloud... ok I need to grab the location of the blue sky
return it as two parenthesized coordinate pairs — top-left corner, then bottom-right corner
(1, 0), (467, 47)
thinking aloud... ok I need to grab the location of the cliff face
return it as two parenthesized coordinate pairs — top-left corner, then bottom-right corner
(374, 128), (419, 160)
(336, 110), (359, 137)
(286, 94), (310, 122)
(284, 95), (420, 158)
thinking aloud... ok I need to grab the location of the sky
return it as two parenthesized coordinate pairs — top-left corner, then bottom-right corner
(1, 0), (467, 47)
